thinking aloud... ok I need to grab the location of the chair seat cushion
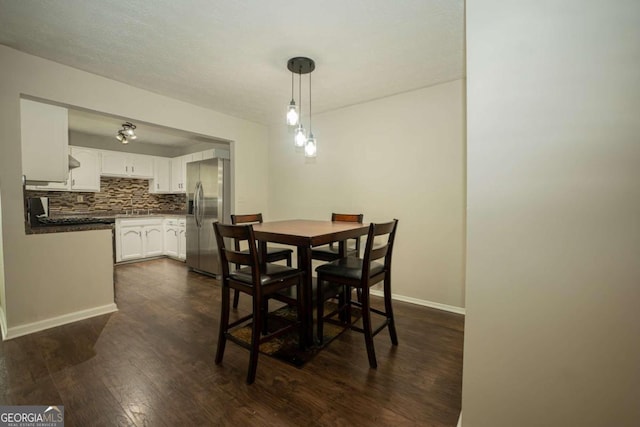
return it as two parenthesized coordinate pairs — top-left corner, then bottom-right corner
(311, 245), (357, 255)
(266, 246), (293, 255)
(315, 257), (385, 280)
(231, 263), (301, 286)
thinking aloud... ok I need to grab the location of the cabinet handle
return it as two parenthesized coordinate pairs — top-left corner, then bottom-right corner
(157, 183), (159, 190)
(132, 166), (135, 173)
(126, 166), (128, 172)
(72, 179), (75, 186)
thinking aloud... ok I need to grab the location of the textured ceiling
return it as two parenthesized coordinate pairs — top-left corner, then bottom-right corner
(0, 0), (464, 127)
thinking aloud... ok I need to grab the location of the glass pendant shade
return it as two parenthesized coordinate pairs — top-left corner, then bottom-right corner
(294, 124), (306, 147)
(304, 133), (317, 158)
(124, 127), (135, 136)
(286, 100), (299, 126)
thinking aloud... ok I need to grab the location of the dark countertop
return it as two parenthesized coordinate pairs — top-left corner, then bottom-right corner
(25, 211), (186, 235)
(26, 222), (114, 235)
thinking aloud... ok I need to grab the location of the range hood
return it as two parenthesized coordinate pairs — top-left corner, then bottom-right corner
(68, 154), (81, 170)
(22, 155), (81, 186)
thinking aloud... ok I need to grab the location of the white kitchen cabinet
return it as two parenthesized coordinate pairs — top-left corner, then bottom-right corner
(149, 157), (171, 193)
(170, 154), (192, 193)
(178, 219), (186, 260)
(116, 218), (165, 262)
(201, 149), (215, 160)
(29, 146), (100, 192)
(101, 150), (153, 178)
(119, 225), (145, 262)
(163, 217), (186, 260)
(20, 99), (69, 183)
(69, 146), (100, 191)
(144, 224), (164, 257)
(163, 219), (179, 258)
(129, 154), (154, 178)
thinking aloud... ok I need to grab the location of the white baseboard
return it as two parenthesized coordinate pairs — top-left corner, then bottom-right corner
(457, 411), (462, 427)
(369, 290), (465, 315)
(3, 303), (118, 340)
(0, 305), (7, 340)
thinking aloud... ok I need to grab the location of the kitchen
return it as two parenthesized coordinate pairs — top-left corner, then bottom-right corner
(24, 105), (232, 271)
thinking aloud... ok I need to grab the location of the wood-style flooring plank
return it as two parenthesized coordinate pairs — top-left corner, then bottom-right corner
(0, 258), (463, 426)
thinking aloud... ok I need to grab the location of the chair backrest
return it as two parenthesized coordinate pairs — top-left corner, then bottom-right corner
(230, 213), (264, 252)
(331, 213), (363, 223)
(213, 222), (260, 284)
(231, 213), (264, 225)
(331, 213), (364, 252)
(362, 219), (399, 276)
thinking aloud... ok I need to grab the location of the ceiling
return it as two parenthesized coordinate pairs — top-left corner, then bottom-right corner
(0, 0), (464, 128)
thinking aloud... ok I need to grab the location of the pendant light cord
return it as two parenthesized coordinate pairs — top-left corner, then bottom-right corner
(309, 71), (312, 132)
(298, 66), (303, 124)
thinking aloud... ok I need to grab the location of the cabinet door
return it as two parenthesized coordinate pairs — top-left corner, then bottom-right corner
(34, 176), (70, 191)
(129, 154), (154, 178)
(170, 157), (183, 192)
(178, 225), (186, 260)
(70, 147), (100, 191)
(101, 151), (128, 176)
(150, 157), (171, 193)
(200, 149), (215, 160)
(144, 226), (164, 257)
(119, 226), (144, 261)
(164, 225), (179, 257)
(20, 99), (69, 183)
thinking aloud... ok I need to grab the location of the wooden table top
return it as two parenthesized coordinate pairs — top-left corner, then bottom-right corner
(252, 219), (369, 247)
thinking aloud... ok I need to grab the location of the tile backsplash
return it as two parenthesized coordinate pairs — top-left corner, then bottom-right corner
(26, 177), (186, 214)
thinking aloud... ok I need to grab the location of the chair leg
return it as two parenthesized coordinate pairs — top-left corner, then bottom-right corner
(383, 275), (398, 345)
(247, 295), (262, 384)
(360, 286), (378, 369)
(215, 284), (230, 364)
(232, 289), (240, 309)
(296, 280), (304, 350)
(316, 277), (325, 345)
(261, 299), (269, 335)
(344, 285), (352, 326)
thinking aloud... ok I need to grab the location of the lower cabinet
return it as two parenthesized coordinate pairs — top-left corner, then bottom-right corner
(116, 218), (165, 262)
(163, 218), (186, 260)
(116, 217), (186, 263)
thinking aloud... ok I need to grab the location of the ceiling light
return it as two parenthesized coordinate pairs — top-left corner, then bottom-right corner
(287, 57), (316, 157)
(116, 122), (137, 143)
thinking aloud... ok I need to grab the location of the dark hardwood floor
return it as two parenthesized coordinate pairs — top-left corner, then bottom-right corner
(0, 258), (464, 426)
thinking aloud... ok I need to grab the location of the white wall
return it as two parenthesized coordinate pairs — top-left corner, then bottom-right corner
(463, 1), (640, 426)
(268, 80), (466, 309)
(0, 45), (269, 335)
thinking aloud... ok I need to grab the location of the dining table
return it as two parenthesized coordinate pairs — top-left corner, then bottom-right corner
(252, 219), (369, 347)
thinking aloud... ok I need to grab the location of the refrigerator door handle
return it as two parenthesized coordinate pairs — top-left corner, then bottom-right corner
(194, 181), (201, 228)
(197, 182), (205, 226)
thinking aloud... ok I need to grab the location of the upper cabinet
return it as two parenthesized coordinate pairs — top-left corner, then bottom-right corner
(69, 147), (101, 191)
(20, 99), (69, 183)
(149, 156), (171, 193)
(101, 151), (153, 179)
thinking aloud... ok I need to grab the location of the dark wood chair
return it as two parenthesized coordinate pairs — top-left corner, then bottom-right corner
(315, 219), (399, 368)
(213, 222), (302, 384)
(311, 213), (364, 261)
(230, 213), (293, 309)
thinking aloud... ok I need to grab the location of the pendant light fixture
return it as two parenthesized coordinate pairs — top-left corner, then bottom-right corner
(287, 57), (316, 156)
(304, 69), (317, 158)
(286, 71), (299, 126)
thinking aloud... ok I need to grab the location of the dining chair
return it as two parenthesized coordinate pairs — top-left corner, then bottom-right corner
(213, 222), (303, 384)
(311, 213), (364, 261)
(315, 219), (399, 368)
(230, 213), (294, 309)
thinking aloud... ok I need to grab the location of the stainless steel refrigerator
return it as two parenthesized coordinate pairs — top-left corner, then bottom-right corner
(186, 157), (231, 276)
